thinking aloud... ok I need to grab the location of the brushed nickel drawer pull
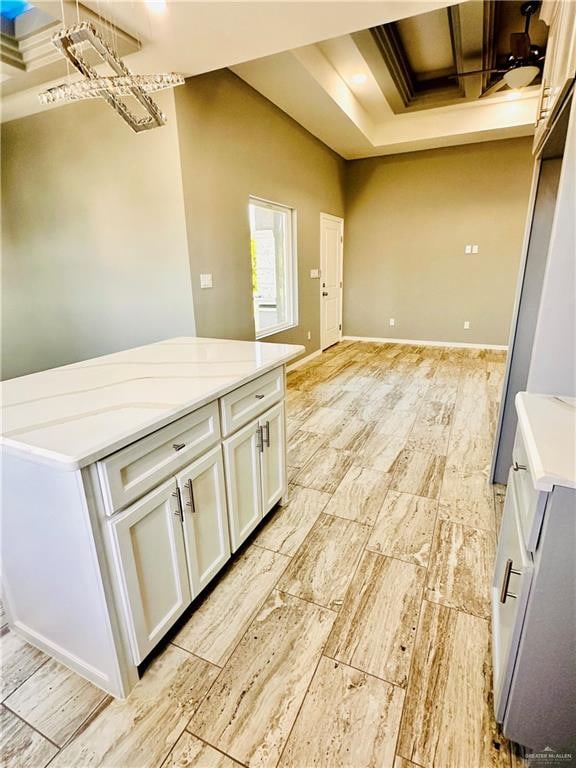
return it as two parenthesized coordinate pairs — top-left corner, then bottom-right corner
(254, 394), (265, 400)
(173, 442), (186, 452)
(263, 421), (270, 447)
(512, 461), (527, 472)
(500, 558), (522, 604)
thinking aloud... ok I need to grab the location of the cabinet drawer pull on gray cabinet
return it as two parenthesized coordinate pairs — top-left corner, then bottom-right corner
(173, 443), (186, 452)
(500, 558), (521, 603)
(512, 461), (527, 472)
(254, 394), (265, 400)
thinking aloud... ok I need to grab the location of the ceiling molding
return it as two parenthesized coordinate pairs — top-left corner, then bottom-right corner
(1, 2), (140, 99)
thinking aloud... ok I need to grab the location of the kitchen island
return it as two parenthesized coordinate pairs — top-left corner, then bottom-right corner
(1, 337), (304, 697)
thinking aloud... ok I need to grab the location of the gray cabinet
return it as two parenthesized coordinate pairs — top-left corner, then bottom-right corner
(492, 427), (576, 751)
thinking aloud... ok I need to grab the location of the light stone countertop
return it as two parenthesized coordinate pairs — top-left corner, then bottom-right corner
(515, 391), (576, 492)
(1, 337), (304, 470)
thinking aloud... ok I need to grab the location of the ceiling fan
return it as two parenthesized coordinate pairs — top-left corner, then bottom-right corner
(454, 1), (545, 96)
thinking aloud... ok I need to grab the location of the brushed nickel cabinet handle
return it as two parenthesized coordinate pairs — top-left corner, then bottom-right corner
(254, 394), (265, 400)
(256, 426), (264, 453)
(512, 461), (527, 472)
(322, 291), (329, 297)
(500, 558), (522, 604)
(185, 479), (195, 513)
(172, 488), (183, 520)
(173, 442), (186, 452)
(263, 421), (270, 447)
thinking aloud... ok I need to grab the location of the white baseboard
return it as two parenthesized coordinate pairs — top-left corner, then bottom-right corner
(343, 335), (508, 351)
(13, 619), (113, 690)
(286, 349), (323, 372)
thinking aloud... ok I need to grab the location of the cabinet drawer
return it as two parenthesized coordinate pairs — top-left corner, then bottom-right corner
(98, 402), (220, 514)
(512, 429), (549, 551)
(492, 476), (534, 723)
(220, 368), (284, 437)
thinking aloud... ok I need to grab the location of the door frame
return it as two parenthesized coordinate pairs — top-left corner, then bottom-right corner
(319, 212), (344, 351)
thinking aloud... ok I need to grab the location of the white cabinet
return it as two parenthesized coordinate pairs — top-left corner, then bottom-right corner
(534, 1), (576, 153)
(109, 479), (191, 664)
(111, 446), (231, 664)
(2, 342), (299, 699)
(176, 446), (230, 595)
(260, 401), (286, 514)
(98, 402), (220, 515)
(223, 402), (286, 552)
(220, 367), (284, 437)
(222, 418), (263, 551)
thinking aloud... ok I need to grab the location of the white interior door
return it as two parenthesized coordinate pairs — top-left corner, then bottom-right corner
(320, 213), (344, 350)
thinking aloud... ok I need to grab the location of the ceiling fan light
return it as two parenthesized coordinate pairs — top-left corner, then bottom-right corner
(503, 65), (540, 89)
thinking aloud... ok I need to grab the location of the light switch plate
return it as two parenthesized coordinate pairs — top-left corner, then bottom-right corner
(310, 269), (320, 279)
(472, 244), (479, 254)
(465, 244), (472, 254)
(389, 318), (395, 327)
(464, 321), (470, 330)
(200, 273), (213, 289)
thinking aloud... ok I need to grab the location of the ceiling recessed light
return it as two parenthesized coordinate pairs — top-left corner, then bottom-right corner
(350, 73), (368, 85)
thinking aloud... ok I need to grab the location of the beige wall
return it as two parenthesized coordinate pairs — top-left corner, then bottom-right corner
(1, 91), (195, 380)
(343, 138), (534, 345)
(174, 70), (345, 353)
(2, 76), (533, 381)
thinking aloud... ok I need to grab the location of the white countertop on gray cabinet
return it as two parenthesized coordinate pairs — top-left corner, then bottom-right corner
(1, 337), (304, 469)
(515, 391), (576, 491)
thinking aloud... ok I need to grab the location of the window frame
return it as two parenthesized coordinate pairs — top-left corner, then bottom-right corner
(249, 196), (299, 340)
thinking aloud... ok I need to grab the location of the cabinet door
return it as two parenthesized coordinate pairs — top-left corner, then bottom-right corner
(176, 446), (231, 596)
(109, 479), (191, 664)
(535, 1), (576, 151)
(492, 473), (534, 723)
(260, 401), (286, 515)
(222, 419), (262, 552)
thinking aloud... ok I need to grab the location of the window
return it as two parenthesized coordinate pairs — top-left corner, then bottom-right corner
(249, 197), (297, 338)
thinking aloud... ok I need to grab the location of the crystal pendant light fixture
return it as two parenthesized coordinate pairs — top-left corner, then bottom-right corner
(38, 21), (185, 132)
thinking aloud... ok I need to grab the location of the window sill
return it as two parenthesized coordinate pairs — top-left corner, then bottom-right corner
(255, 322), (297, 340)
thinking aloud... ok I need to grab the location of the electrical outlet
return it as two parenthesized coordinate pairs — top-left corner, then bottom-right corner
(465, 244), (472, 255)
(389, 318), (395, 327)
(464, 321), (470, 330)
(307, 331), (311, 340)
(472, 244), (479, 254)
(200, 273), (213, 289)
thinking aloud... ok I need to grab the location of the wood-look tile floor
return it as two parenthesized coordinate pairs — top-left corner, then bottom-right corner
(1, 341), (517, 768)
